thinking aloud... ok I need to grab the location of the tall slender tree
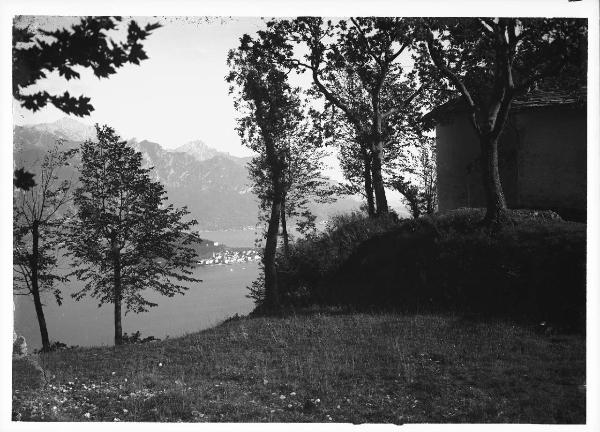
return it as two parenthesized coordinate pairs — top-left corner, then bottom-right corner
(13, 140), (77, 352)
(227, 31), (308, 310)
(416, 18), (587, 223)
(66, 125), (199, 345)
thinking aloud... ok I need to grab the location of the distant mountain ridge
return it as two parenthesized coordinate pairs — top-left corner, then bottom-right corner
(13, 118), (359, 230)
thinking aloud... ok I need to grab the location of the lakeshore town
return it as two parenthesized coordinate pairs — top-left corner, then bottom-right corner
(197, 245), (261, 266)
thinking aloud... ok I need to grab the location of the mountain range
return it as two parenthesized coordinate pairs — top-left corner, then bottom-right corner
(13, 118), (359, 230)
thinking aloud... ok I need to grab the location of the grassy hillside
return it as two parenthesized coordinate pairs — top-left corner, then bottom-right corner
(12, 311), (585, 423)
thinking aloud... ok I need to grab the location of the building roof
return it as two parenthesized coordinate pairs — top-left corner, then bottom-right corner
(423, 87), (587, 124)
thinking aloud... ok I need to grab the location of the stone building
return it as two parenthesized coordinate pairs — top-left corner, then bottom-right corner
(425, 88), (587, 221)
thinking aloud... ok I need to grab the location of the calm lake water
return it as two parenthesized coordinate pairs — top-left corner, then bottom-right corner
(14, 230), (259, 350)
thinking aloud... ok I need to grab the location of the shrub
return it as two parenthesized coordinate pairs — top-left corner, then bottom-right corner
(275, 208), (586, 330)
(329, 209), (586, 330)
(275, 211), (401, 306)
(122, 331), (161, 344)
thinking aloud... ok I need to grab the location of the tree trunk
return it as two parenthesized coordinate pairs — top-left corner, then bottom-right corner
(360, 144), (375, 217)
(479, 134), (507, 223)
(263, 188), (282, 311)
(280, 197), (290, 259)
(31, 221), (51, 352)
(371, 141), (388, 215)
(112, 239), (123, 346)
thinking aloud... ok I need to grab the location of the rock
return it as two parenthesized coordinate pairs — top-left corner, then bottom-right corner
(13, 331), (27, 357)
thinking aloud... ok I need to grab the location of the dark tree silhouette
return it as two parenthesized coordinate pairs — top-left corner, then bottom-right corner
(248, 118), (333, 257)
(66, 125), (199, 345)
(13, 140), (77, 352)
(227, 31), (309, 310)
(416, 18), (587, 223)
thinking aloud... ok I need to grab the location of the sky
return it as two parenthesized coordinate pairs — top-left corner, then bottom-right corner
(13, 17), (269, 156)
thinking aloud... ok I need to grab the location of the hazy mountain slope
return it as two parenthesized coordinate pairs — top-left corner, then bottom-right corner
(13, 119), (360, 230)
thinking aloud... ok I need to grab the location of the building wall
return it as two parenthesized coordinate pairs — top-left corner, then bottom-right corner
(513, 108), (586, 220)
(436, 107), (586, 220)
(436, 114), (518, 210)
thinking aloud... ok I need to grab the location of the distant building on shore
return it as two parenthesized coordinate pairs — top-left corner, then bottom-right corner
(424, 88), (587, 221)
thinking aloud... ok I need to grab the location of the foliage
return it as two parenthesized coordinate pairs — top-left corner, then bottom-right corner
(13, 16), (161, 116)
(390, 135), (437, 218)
(13, 167), (36, 190)
(227, 28), (311, 309)
(13, 140), (77, 306)
(329, 209), (586, 330)
(121, 331), (161, 345)
(66, 125), (199, 315)
(272, 211), (401, 307)
(267, 17), (433, 215)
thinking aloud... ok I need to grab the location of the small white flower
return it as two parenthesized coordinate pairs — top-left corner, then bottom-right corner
(263, 379), (269, 385)
(287, 404), (292, 408)
(279, 395), (286, 400)
(124, 378), (128, 382)
(111, 372), (116, 375)
(114, 418), (120, 422)
(158, 362), (163, 367)
(290, 392), (296, 396)
(52, 406), (57, 411)
(84, 412), (91, 419)
(315, 398), (321, 403)
(123, 409), (128, 413)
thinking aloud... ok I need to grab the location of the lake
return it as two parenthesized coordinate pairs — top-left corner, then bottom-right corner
(14, 231), (260, 350)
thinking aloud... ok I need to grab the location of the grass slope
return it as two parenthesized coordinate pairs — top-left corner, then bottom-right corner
(12, 312), (585, 423)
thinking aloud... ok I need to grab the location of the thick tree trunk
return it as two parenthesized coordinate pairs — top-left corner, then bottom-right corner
(360, 144), (376, 217)
(112, 240), (123, 346)
(263, 188), (282, 311)
(371, 141), (388, 215)
(280, 198), (290, 259)
(479, 134), (507, 223)
(30, 221), (51, 352)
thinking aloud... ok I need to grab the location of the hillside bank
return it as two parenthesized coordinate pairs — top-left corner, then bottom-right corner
(13, 311), (585, 423)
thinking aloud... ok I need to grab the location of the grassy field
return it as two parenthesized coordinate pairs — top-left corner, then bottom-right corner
(12, 311), (585, 423)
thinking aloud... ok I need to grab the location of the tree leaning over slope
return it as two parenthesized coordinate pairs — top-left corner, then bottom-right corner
(416, 18), (587, 224)
(13, 141), (77, 352)
(66, 125), (199, 345)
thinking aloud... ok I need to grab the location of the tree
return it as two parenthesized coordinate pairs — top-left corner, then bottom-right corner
(66, 125), (199, 345)
(227, 31), (308, 311)
(12, 16), (160, 189)
(390, 135), (437, 218)
(270, 17), (425, 216)
(13, 140), (77, 352)
(417, 18), (587, 223)
(13, 16), (160, 116)
(248, 117), (332, 257)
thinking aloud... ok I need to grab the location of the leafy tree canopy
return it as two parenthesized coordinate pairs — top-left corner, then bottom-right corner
(13, 16), (161, 116)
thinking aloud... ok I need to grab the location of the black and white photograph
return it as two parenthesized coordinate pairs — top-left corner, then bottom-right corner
(2, 0), (599, 429)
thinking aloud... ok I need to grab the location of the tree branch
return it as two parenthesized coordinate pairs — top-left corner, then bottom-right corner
(382, 84), (425, 119)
